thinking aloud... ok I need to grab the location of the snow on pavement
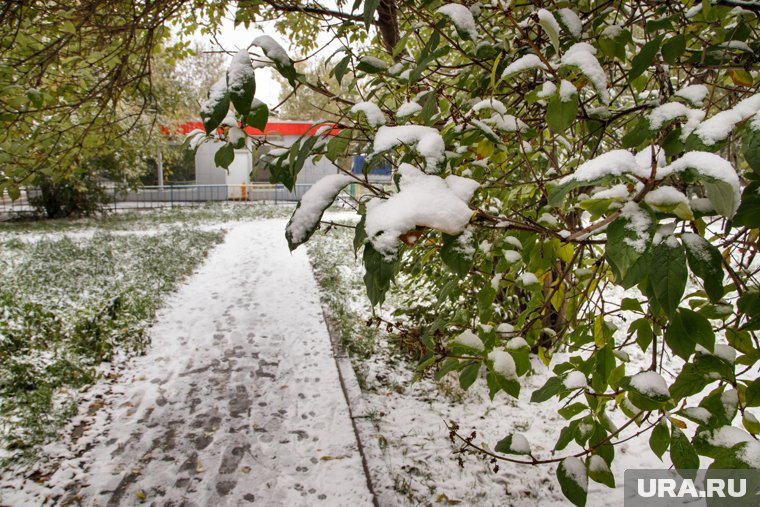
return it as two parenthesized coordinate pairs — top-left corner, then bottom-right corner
(1, 220), (374, 506)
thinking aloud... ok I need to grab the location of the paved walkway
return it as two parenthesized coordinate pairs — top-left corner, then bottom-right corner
(37, 221), (374, 506)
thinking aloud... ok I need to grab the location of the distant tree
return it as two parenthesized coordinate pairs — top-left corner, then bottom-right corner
(272, 58), (361, 121)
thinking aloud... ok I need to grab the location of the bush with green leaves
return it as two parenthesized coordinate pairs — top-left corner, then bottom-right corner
(194, 1), (760, 504)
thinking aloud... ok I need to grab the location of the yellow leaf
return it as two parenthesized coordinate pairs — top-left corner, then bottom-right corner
(670, 417), (687, 429)
(135, 490), (146, 500)
(729, 69), (753, 88)
(538, 346), (551, 366)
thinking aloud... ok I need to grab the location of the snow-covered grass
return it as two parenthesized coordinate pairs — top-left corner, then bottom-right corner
(0, 202), (294, 235)
(0, 204), (295, 461)
(0, 226), (224, 459)
(305, 218), (672, 506)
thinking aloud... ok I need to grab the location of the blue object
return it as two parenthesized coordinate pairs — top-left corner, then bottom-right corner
(351, 156), (391, 175)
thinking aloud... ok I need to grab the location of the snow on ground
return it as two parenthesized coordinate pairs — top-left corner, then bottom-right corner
(0, 220), (373, 506)
(307, 220), (670, 506)
(0, 209), (733, 506)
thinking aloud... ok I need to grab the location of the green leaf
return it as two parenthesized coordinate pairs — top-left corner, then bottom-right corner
(227, 50), (255, 117)
(670, 363), (710, 401)
(362, 243), (396, 306)
(546, 95), (579, 133)
(726, 328), (753, 355)
(661, 35), (686, 65)
(592, 346), (616, 393)
(621, 298), (643, 312)
(26, 89), (43, 109)
(665, 308), (715, 360)
(629, 36), (664, 82)
(362, 0), (380, 30)
(477, 285), (496, 322)
(733, 180), (760, 228)
(630, 318), (654, 351)
(332, 54), (351, 85)
(326, 130), (351, 162)
(738, 290), (760, 330)
(459, 361), (481, 390)
(743, 127), (760, 173)
(557, 457), (588, 507)
(214, 142), (235, 169)
(531, 376), (562, 403)
(704, 180), (738, 219)
(746, 379), (760, 407)
(495, 434), (531, 455)
(246, 100), (269, 131)
(670, 426), (699, 479)
(648, 239), (687, 318)
(649, 420), (670, 460)
(440, 233), (474, 278)
(434, 358), (460, 381)
(555, 419), (581, 451)
(622, 118), (654, 149)
(682, 234), (724, 302)
(605, 211), (654, 283)
(558, 402), (587, 420)
(353, 213), (367, 258)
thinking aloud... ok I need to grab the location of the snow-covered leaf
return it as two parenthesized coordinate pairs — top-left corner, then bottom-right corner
(495, 433), (531, 455)
(537, 9), (560, 53)
(227, 49), (256, 117)
(200, 78), (230, 134)
(557, 457), (588, 507)
(588, 455), (614, 488)
(357, 55), (387, 74)
(605, 204), (655, 284)
(436, 4), (478, 41)
(252, 35), (298, 86)
(286, 174), (354, 251)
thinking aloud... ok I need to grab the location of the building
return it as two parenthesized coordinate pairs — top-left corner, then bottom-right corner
(174, 120), (341, 201)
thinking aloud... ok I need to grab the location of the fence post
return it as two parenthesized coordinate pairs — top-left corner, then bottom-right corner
(170, 183), (174, 209)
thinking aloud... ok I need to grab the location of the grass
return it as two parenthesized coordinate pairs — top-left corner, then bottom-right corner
(0, 201), (296, 234)
(0, 220), (225, 459)
(306, 221), (381, 366)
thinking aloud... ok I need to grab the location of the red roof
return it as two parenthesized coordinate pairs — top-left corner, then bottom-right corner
(168, 121), (336, 137)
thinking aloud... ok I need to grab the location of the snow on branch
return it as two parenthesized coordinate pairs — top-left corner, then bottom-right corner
(365, 164), (478, 257)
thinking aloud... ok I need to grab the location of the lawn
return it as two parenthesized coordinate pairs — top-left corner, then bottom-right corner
(0, 203), (292, 461)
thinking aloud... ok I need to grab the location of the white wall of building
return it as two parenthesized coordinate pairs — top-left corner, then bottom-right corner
(194, 135), (338, 188)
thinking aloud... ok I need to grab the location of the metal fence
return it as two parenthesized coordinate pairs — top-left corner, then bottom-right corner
(0, 183), (319, 218)
(114, 183), (315, 208)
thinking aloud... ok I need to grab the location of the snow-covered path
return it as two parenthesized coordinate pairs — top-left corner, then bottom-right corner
(19, 220), (374, 506)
